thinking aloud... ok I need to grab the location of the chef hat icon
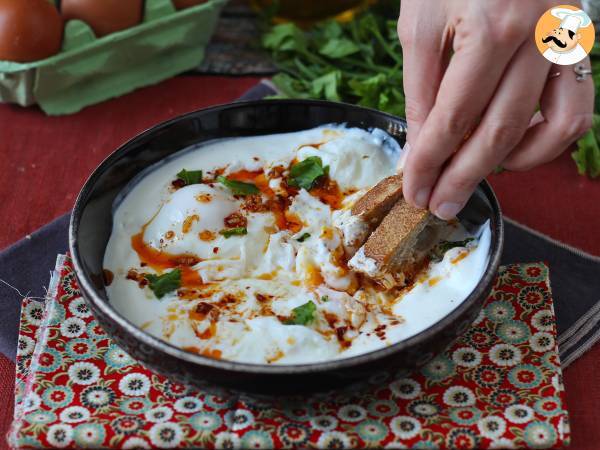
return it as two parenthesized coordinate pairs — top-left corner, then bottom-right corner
(550, 7), (592, 33)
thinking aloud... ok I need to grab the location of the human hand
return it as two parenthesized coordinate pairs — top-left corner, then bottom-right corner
(397, 0), (594, 219)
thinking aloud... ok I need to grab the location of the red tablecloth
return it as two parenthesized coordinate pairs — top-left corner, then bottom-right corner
(1, 75), (599, 450)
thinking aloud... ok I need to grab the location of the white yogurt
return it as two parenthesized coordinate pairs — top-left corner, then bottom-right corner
(104, 125), (491, 364)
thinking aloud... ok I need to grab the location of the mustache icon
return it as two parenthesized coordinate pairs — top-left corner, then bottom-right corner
(542, 35), (567, 48)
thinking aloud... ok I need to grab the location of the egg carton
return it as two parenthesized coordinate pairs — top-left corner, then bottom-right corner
(0, 0), (227, 115)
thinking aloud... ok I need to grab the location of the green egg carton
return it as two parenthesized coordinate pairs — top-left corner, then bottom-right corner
(0, 0), (228, 115)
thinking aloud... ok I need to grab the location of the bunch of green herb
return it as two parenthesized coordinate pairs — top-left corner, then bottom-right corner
(572, 43), (600, 179)
(262, 12), (405, 116)
(263, 12), (600, 179)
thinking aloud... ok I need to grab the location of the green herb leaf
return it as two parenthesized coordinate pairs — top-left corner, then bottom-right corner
(270, 73), (312, 99)
(176, 169), (203, 186)
(144, 269), (181, 299)
(296, 233), (311, 242)
(263, 12), (405, 116)
(348, 73), (387, 98)
(572, 114), (600, 178)
(356, 13), (379, 41)
(287, 156), (327, 190)
(321, 20), (343, 39)
(310, 70), (342, 101)
(319, 38), (360, 59)
(219, 227), (248, 238)
(284, 301), (317, 326)
(433, 238), (474, 260)
(320, 295), (329, 302)
(217, 176), (259, 196)
(347, 73), (406, 114)
(262, 23), (307, 52)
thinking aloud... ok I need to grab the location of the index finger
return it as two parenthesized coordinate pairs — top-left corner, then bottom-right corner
(397, 3), (450, 150)
(402, 20), (527, 208)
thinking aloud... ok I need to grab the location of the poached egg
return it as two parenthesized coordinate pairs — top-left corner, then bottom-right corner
(104, 126), (490, 364)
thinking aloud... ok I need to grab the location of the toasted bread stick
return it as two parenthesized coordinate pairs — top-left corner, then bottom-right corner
(334, 175), (404, 251)
(350, 174), (404, 222)
(349, 198), (436, 285)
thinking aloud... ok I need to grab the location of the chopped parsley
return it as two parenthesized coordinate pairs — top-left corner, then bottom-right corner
(296, 232), (311, 242)
(144, 269), (181, 299)
(219, 227), (248, 238)
(287, 156), (328, 190)
(320, 295), (329, 302)
(176, 169), (203, 186)
(284, 300), (317, 326)
(217, 176), (259, 196)
(433, 238), (474, 260)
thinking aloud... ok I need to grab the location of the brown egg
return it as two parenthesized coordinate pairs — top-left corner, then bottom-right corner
(173, 0), (208, 10)
(61, 0), (143, 37)
(0, 0), (63, 62)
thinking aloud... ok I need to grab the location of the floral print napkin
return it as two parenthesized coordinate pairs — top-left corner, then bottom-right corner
(8, 255), (569, 449)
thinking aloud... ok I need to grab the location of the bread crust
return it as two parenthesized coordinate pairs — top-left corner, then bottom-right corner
(351, 174), (404, 222)
(361, 199), (431, 268)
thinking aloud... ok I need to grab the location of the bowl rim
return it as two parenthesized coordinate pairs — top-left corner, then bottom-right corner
(70, 98), (504, 375)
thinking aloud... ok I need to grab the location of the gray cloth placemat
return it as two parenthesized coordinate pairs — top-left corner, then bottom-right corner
(501, 217), (600, 367)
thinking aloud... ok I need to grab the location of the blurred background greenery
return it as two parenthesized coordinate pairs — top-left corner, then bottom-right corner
(256, 1), (599, 179)
(251, 0), (373, 23)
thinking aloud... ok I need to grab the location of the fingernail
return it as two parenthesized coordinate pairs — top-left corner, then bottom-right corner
(435, 202), (462, 220)
(414, 187), (431, 208)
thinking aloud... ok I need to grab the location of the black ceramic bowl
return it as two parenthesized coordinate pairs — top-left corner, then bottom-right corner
(70, 100), (503, 396)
